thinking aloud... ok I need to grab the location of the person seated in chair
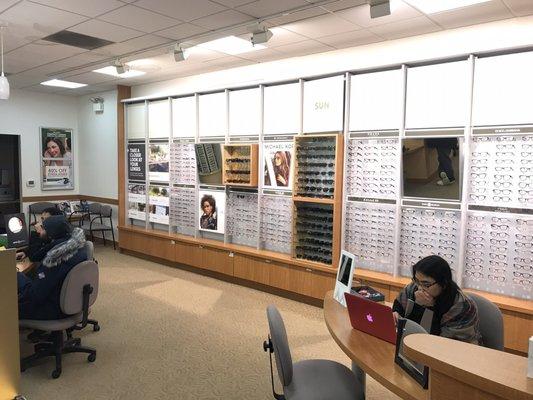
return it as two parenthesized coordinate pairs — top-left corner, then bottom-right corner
(17, 215), (87, 320)
(392, 255), (482, 345)
(17, 207), (64, 263)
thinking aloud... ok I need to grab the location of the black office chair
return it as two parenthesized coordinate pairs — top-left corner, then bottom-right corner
(80, 204), (116, 250)
(20, 260), (99, 379)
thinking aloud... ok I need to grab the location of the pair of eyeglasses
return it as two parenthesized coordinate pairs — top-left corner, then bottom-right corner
(412, 277), (438, 288)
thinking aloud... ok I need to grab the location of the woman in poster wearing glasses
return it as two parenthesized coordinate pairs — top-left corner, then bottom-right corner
(392, 255), (482, 344)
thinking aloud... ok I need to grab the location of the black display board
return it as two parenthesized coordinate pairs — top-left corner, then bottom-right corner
(127, 143), (146, 181)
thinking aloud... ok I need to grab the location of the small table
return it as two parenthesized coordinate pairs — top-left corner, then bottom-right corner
(323, 290), (428, 400)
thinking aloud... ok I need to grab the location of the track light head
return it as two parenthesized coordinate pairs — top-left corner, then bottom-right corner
(368, 0), (391, 18)
(113, 59), (128, 75)
(251, 29), (273, 46)
(173, 43), (189, 62)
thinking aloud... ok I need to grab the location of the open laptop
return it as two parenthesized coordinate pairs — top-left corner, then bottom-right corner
(344, 291), (396, 344)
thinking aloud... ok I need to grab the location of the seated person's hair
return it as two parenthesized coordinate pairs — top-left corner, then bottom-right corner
(43, 207), (63, 216)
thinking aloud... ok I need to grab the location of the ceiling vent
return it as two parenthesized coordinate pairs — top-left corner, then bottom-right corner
(42, 30), (114, 50)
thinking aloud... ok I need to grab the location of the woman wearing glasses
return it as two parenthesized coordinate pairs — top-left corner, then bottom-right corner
(392, 255), (482, 344)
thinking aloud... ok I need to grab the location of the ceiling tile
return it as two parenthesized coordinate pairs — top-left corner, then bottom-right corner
(428, 1), (513, 29)
(282, 13), (360, 39)
(0, 1), (88, 42)
(29, 0), (125, 18)
(192, 9), (255, 30)
(154, 23), (210, 41)
(317, 28), (384, 48)
(134, 0), (226, 22)
(236, 0), (311, 18)
(1, 30), (31, 53)
(368, 15), (441, 40)
(214, 0), (256, 8)
(501, 0), (533, 16)
(93, 34), (171, 57)
(6, 72), (47, 88)
(203, 54), (254, 68)
(21, 84), (64, 93)
(62, 71), (119, 84)
(0, 0), (19, 13)
(322, 0), (366, 12)
(69, 19), (144, 42)
(265, 6), (328, 26)
(22, 51), (109, 76)
(98, 5), (180, 33)
(236, 47), (286, 62)
(335, 0), (422, 28)
(273, 39), (334, 57)
(6, 42), (87, 73)
(182, 46), (228, 62)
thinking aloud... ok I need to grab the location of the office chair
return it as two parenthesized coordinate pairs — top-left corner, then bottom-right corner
(81, 204), (116, 250)
(28, 202), (57, 233)
(264, 305), (364, 400)
(467, 293), (504, 350)
(19, 260), (99, 379)
(80, 241), (100, 332)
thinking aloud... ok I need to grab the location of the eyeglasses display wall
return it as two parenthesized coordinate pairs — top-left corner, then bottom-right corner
(294, 202), (334, 265)
(345, 138), (399, 199)
(294, 135), (337, 200)
(170, 187), (196, 236)
(222, 144), (259, 187)
(469, 135), (533, 208)
(344, 201), (396, 274)
(259, 195), (292, 254)
(226, 191), (259, 247)
(170, 142), (196, 185)
(464, 211), (532, 299)
(399, 207), (461, 278)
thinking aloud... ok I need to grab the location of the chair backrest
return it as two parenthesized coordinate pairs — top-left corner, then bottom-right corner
(84, 241), (94, 261)
(29, 202), (57, 217)
(467, 293), (504, 350)
(60, 260), (99, 315)
(88, 202), (102, 214)
(266, 305), (293, 388)
(100, 205), (112, 219)
(403, 319), (428, 336)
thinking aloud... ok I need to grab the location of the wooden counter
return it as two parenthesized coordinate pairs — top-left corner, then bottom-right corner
(404, 334), (533, 400)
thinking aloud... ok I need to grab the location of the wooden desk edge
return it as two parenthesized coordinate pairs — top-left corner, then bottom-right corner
(403, 334), (533, 400)
(323, 291), (428, 400)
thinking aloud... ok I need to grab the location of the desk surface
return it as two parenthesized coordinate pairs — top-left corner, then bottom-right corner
(404, 334), (533, 400)
(323, 291), (428, 400)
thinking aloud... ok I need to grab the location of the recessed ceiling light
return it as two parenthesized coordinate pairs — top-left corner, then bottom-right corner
(403, 0), (491, 14)
(40, 79), (87, 89)
(93, 66), (146, 78)
(198, 35), (265, 55)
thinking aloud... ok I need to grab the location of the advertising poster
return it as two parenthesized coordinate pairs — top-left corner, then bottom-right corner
(149, 143), (170, 182)
(40, 127), (74, 190)
(128, 184), (146, 221)
(149, 185), (170, 224)
(127, 143), (146, 181)
(263, 142), (293, 189)
(198, 190), (225, 234)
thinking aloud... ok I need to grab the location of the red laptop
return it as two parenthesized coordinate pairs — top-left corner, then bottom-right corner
(344, 292), (396, 344)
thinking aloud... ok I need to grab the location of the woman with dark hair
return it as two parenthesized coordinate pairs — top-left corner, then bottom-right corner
(273, 151), (290, 187)
(392, 255), (482, 344)
(200, 194), (217, 230)
(43, 137), (72, 166)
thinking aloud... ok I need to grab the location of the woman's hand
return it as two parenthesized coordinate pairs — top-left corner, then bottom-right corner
(393, 311), (400, 326)
(414, 288), (435, 307)
(276, 174), (287, 186)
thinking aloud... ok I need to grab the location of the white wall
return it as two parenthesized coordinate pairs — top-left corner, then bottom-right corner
(132, 15), (533, 99)
(0, 89), (79, 196)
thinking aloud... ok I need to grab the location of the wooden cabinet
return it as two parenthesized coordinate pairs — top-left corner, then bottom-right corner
(502, 310), (532, 353)
(175, 241), (202, 268)
(233, 254), (270, 285)
(201, 246), (234, 276)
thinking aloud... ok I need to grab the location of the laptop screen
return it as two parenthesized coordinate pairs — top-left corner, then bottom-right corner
(4, 213), (28, 249)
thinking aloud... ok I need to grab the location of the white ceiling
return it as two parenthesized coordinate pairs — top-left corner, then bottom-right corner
(0, 0), (531, 96)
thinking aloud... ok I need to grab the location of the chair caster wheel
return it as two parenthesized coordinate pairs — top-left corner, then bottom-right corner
(52, 369), (61, 379)
(93, 324), (100, 332)
(88, 353), (96, 362)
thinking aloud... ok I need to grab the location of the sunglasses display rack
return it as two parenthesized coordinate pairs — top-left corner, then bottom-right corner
(468, 135), (533, 208)
(259, 195), (292, 254)
(226, 190), (259, 248)
(170, 142), (197, 185)
(399, 207), (461, 278)
(464, 211), (532, 299)
(344, 201), (396, 274)
(222, 144), (259, 187)
(170, 187), (197, 236)
(345, 138), (399, 199)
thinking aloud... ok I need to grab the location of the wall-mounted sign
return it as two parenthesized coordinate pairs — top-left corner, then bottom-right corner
(263, 142), (293, 190)
(40, 127), (74, 190)
(127, 143), (146, 181)
(303, 75), (344, 133)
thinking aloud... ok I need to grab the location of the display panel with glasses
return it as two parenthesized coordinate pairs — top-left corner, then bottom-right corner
(222, 144), (258, 186)
(344, 201), (396, 274)
(170, 187), (196, 236)
(195, 143), (223, 185)
(345, 138), (399, 199)
(226, 191), (259, 247)
(469, 135), (533, 208)
(399, 207), (461, 277)
(463, 212), (532, 299)
(259, 195), (292, 254)
(170, 142), (196, 185)
(294, 202), (334, 265)
(294, 136), (337, 200)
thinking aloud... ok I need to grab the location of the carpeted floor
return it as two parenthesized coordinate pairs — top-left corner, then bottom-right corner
(19, 244), (400, 400)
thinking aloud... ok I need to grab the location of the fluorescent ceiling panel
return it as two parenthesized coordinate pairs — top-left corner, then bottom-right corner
(403, 0), (491, 14)
(198, 35), (265, 55)
(40, 79), (87, 88)
(93, 66), (146, 78)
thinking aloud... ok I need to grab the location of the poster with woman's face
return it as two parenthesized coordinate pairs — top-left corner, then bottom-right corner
(40, 127), (74, 190)
(263, 142), (293, 189)
(149, 143), (170, 182)
(198, 190), (225, 234)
